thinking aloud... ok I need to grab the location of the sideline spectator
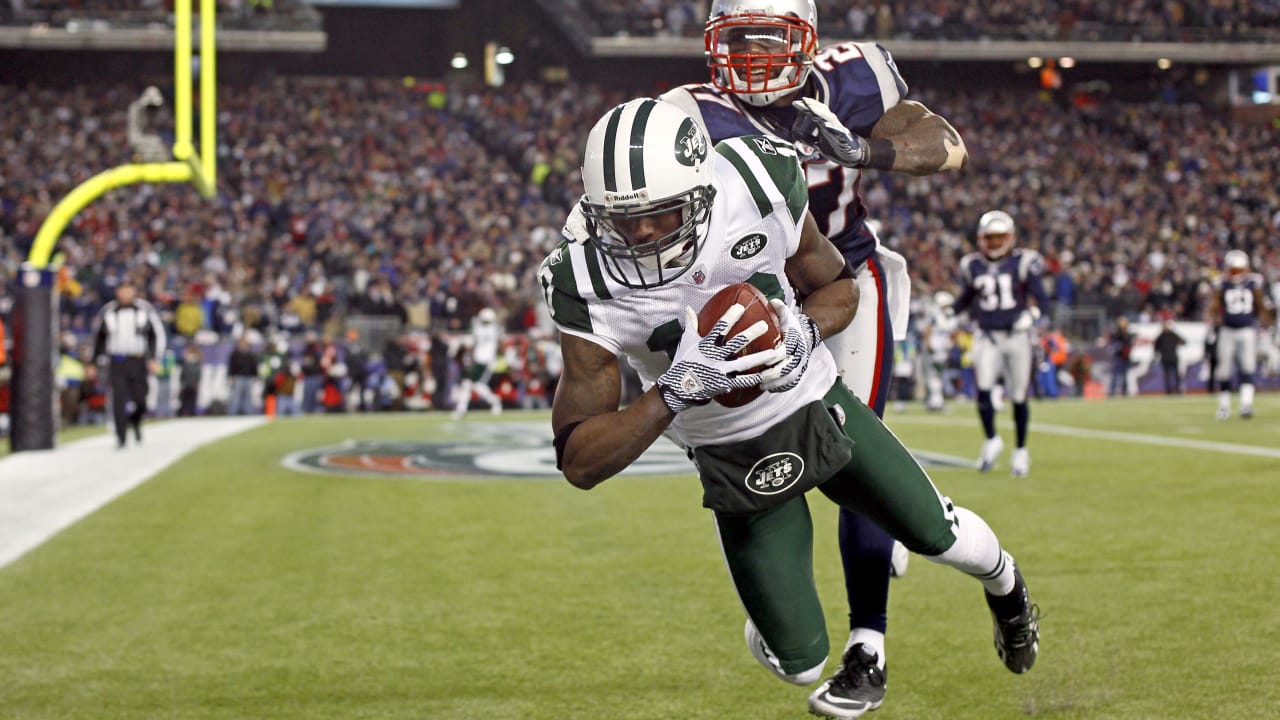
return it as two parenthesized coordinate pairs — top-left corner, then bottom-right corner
(227, 336), (260, 415)
(1154, 319), (1187, 395)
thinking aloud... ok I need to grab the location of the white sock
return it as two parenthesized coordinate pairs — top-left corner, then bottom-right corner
(926, 506), (1016, 597)
(1218, 391), (1231, 411)
(1241, 383), (1255, 408)
(454, 381), (473, 413)
(846, 628), (886, 669)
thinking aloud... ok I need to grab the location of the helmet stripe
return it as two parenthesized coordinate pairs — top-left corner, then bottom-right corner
(601, 104), (625, 192)
(627, 99), (657, 191)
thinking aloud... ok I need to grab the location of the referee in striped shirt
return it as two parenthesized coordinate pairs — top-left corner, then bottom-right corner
(92, 279), (167, 448)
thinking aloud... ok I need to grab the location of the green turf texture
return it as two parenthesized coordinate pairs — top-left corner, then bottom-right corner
(1, 395), (1277, 719)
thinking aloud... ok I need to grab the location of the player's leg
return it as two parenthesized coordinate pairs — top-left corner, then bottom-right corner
(1216, 330), (1236, 419)
(470, 366), (503, 414)
(714, 495), (829, 685)
(1237, 328), (1258, 418)
(451, 378), (474, 419)
(108, 362), (129, 448)
(971, 331), (1003, 470)
(820, 381), (1040, 674)
(925, 356), (946, 411)
(813, 256), (897, 716)
(1004, 333), (1034, 478)
(126, 359), (148, 441)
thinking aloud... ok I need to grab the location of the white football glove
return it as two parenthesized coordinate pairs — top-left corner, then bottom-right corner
(1012, 306), (1042, 333)
(656, 305), (785, 414)
(761, 299), (822, 393)
(561, 195), (595, 245)
(791, 97), (870, 168)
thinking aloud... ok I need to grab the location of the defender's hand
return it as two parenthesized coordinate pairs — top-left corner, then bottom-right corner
(657, 306), (784, 414)
(791, 97), (870, 168)
(1012, 306), (1042, 333)
(760, 299), (822, 393)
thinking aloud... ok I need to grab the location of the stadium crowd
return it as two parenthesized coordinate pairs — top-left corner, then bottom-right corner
(1, 0), (321, 30)
(2, 70), (1278, 421)
(585, 0), (1280, 42)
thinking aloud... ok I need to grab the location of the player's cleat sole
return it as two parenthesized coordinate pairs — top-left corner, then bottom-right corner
(808, 644), (886, 719)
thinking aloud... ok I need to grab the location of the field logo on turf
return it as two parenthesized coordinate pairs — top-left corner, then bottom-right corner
(282, 423), (969, 481)
(282, 424), (695, 480)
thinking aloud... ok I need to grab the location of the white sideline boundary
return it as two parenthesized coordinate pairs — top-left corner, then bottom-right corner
(0, 417), (267, 570)
(888, 414), (1280, 459)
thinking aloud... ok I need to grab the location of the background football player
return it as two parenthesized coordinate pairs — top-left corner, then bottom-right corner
(952, 211), (1050, 478)
(546, 98), (1040, 720)
(1208, 250), (1274, 419)
(648, 4), (968, 711)
(922, 290), (958, 412)
(450, 307), (504, 419)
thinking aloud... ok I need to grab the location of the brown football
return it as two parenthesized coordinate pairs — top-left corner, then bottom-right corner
(696, 282), (782, 407)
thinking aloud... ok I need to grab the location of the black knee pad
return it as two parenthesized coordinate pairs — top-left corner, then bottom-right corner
(977, 390), (993, 414)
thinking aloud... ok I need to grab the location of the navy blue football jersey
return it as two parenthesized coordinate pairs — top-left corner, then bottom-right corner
(954, 249), (1050, 331)
(1217, 274), (1264, 328)
(660, 41), (908, 269)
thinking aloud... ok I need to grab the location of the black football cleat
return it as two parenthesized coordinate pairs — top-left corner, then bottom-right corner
(808, 643), (886, 718)
(986, 568), (1040, 673)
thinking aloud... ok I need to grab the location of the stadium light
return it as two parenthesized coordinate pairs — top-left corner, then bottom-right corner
(495, 46), (514, 65)
(1157, 58), (1172, 70)
(1059, 56), (1076, 69)
(1027, 57), (1043, 69)
(451, 52), (469, 70)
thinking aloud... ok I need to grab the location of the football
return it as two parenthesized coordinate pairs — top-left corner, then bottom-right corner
(696, 282), (782, 407)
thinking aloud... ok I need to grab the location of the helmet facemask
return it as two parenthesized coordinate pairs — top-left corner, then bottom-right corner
(979, 232), (1015, 260)
(581, 187), (716, 289)
(706, 11), (817, 107)
(1224, 250), (1249, 279)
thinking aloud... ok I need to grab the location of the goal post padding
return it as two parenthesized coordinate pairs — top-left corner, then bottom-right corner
(10, 265), (58, 452)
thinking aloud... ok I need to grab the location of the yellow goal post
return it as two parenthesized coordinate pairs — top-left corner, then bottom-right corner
(26, 0), (218, 270)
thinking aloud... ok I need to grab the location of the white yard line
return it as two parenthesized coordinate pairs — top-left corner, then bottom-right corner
(0, 417), (267, 570)
(888, 414), (1280, 459)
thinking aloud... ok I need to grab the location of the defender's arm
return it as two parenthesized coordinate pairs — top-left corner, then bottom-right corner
(869, 100), (968, 176)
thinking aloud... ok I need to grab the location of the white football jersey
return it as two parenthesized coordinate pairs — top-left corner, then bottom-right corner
(471, 321), (501, 365)
(540, 135), (838, 447)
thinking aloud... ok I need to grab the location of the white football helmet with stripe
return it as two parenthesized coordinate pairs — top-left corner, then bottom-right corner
(705, 0), (819, 107)
(580, 98), (717, 289)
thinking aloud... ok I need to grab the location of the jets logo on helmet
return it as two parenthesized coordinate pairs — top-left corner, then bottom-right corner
(580, 99), (717, 289)
(676, 117), (708, 167)
(705, 0), (819, 107)
(976, 210), (1016, 260)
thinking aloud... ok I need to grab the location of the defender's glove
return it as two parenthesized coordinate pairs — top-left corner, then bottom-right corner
(761, 299), (822, 393)
(1012, 306), (1042, 333)
(561, 195), (595, 245)
(791, 97), (870, 168)
(656, 305), (784, 414)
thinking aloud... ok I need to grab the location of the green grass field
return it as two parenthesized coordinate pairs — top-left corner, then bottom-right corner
(2, 394), (1278, 719)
